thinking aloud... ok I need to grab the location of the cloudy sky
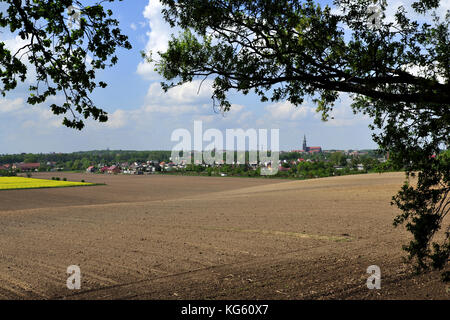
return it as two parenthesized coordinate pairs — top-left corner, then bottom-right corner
(0, 0), (447, 154)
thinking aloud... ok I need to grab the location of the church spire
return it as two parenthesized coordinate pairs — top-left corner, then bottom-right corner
(303, 135), (307, 152)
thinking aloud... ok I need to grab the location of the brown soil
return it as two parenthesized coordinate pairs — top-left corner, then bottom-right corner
(0, 172), (448, 300)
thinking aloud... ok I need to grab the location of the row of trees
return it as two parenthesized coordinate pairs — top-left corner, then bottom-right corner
(0, 150), (173, 168)
(281, 151), (385, 169)
(1, 150), (383, 170)
(170, 156), (393, 179)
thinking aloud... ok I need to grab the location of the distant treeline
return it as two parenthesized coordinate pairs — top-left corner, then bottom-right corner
(0, 149), (382, 165)
(279, 149), (383, 161)
(0, 149), (401, 181)
(0, 150), (173, 166)
(171, 161), (391, 180)
(0, 149), (389, 175)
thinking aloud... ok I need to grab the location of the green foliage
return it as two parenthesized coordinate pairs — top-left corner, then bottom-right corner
(392, 150), (449, 276)
(0, 0), (131, 129)
(0, 150), (174, 169)
(71, 159), (81, 170)
(154, 0), (450, 279)
(171, 157), (373, 180)
(330, 152), (347, 166)
(0, 169), (16, 176)
(23, 154), (38, 163)
(157, 0), (449, 112)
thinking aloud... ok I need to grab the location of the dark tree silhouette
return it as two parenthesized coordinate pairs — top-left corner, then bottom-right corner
(0, 0), (131, 129)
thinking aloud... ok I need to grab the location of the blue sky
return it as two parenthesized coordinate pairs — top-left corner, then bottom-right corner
(2, 0), (446, 154)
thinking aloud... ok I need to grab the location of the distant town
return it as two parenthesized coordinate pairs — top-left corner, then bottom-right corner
(0, 136), (393, 180)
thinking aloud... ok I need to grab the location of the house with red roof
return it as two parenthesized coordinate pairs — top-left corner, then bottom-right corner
(308, 146), (322, 153)
(86, 166), (96, 173)
(13, 163), (41, 172)
(100, 166), (109, 173)
(108, 165), (121, 174)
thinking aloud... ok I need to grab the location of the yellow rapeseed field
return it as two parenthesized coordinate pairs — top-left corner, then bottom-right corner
(0, 177), (94, 190)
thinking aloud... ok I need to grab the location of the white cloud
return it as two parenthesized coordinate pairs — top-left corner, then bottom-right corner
(2, 35), (38, 82)
(144, 104), (200, 114)
(228, 104), (245, 114)
(265, 101), (313, 121)
(255, 94), (372, 129)
(0, 98), (24, 113)
(236, 111), (253, 125)
(146, 80), (214, 105)
(3, 36), (30, 60)
(137, 0), (178, 80)
(136, 79), (217, 117)
(20, 106), (62, 130)
(324, 95), (371, 127)
(0, 96), (62, 132)
(104, 109), (128, 129)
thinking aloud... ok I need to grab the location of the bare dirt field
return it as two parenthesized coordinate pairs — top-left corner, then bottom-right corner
(0, 172), (448, 300)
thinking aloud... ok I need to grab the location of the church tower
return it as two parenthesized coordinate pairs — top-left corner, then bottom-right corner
(303, 135), (307, 152)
